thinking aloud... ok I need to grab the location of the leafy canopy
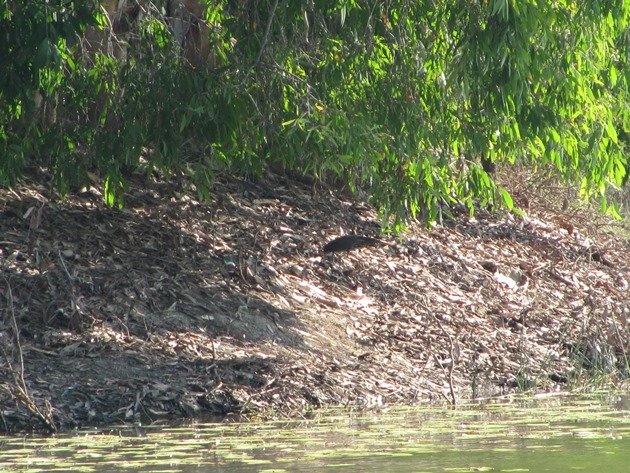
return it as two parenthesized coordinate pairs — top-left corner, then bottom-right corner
(0, 0), (627, 226)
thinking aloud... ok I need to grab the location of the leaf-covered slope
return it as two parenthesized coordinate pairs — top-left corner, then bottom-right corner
(0, 168), (628, 432)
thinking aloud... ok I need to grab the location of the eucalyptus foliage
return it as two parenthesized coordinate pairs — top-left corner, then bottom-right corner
(0, 0), (628, 225)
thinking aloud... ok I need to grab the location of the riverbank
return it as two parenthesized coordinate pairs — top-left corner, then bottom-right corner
(1, 167), (629, 433)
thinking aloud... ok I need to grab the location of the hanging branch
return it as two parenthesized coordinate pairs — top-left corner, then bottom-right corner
(253, 0), (280, 68)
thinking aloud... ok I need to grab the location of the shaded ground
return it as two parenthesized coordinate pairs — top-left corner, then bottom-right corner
(1, 167), (629, 433)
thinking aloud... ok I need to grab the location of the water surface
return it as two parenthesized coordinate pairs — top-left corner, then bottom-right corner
(2, 393), (630, 472)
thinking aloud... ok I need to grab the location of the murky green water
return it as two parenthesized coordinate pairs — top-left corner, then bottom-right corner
(2, 393), (630, 472)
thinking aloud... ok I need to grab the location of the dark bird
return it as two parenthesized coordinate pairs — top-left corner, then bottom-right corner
(323, 235), (381, 253)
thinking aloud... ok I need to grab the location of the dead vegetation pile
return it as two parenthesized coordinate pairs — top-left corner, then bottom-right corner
(1, 168), (629, 433)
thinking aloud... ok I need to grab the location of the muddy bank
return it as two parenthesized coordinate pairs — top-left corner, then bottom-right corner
(1, 169), (629, 433)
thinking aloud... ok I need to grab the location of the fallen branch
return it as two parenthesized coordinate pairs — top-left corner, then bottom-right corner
(426, 306), (458, 406)
(2, 278), (57, 432)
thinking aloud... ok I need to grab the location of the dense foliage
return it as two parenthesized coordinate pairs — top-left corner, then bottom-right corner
(1, 0), (628, 226)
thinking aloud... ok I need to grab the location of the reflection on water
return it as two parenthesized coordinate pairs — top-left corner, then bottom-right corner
(2, 393), (630, 472)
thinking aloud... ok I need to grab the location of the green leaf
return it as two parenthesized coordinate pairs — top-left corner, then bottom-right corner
(605, 121), (618, 144)
(609, 65), (618, 87)
(104, 176), (115, 207)
(498, 187), (513, 210)
(35, 38), (53, 67)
